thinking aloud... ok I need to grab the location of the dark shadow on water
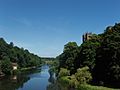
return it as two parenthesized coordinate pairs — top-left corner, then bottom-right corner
(0, 66), (42, 90)
(0, 75), (30, 90)
(0, 65), (75, 90)
(47, 72), (76, 90)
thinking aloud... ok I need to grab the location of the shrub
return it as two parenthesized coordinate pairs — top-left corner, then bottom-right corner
(75, 66), (92, 84)
(58, 68), (70, 77)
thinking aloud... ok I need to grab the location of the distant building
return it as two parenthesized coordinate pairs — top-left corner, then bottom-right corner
(12, 63), (18, 70)
(82, 32), (92, 42)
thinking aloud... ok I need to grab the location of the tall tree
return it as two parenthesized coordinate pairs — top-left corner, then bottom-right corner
(1, 56), (12, 75)
(93, 23), (120, 87)
(59, 42), (79, 74)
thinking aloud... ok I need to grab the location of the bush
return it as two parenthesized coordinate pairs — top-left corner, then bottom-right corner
(75, 66), (92, 84)
(58, 68), (70, 77)
(58, 67), (92, 89)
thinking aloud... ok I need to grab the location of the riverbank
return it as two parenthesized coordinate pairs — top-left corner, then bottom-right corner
(48, 79), (120, 90)
(20, 66), (37, 71)
(12, 66), (42, 75)
(0, 66), (41, 77)
(77, 84), (119, 90)
(0, 65), (50, 90)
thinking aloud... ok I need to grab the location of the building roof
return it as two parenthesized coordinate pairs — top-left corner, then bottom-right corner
(12, 63), (18, 66)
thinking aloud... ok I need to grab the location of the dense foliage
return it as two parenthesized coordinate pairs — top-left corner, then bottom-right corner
(0, 38), (41, 75)
(57, 23), (120, 88)
(58, 42), (79, 74)
(1, 57), (12, 74)
(75, 66), (92, 84)
(58, 67), (92, 89)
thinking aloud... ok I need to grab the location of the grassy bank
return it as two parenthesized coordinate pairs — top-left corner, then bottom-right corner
(20, 66), (37, 71)
(12, 66), (40, 75)
(77, 84), (119, 90)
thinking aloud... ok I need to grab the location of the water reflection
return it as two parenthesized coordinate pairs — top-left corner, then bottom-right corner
(47, 71), (62, 90)
(0, 65), (67, 90)
(0, 65), (48, 90)
(47, 72), (75, 90)
(18, 65), (50, 90)
(0, 75), (30, 90)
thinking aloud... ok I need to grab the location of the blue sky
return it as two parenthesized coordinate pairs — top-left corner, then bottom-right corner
(0, 0), (120, 57)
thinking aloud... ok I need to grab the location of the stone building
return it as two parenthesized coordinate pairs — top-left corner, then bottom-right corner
(82, 32), (92, 42)
(12, 63), (18, 70)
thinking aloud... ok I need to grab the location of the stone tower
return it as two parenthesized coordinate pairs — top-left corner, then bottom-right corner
(82, 32), (92, 42)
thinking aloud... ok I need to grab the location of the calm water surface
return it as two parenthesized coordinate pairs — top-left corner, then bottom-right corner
(0, 65), (53, 90)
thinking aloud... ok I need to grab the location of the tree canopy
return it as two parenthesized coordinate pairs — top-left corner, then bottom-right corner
(57, 23), (120, 88)
(0, 38), (41, 75)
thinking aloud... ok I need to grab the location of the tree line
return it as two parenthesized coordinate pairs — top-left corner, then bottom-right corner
(57, 23), (120, 88)
(0, 38), (41, 75)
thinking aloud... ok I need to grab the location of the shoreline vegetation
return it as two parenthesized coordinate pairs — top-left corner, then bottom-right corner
(77, 84), (119, 90)
(0, 38), (42, 77)
(0, 65), (41, 78)
(47, 23), (120, 90)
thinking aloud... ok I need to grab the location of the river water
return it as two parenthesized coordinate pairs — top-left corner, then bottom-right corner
(0, 65), (54, 90)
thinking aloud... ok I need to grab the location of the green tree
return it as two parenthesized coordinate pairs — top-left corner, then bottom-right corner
(75, 40), (100, 71)
(58, 42), (79, 74)
(1, 56), (12, 74)
(93, 23), (120, 87)
(0, 37), (42, 75)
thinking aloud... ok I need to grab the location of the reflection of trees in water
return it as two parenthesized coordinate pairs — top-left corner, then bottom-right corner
(47, 72), (75, 90)
(48, 73), (55, 84)
(47, 72), (63, 90)
(47, 82), (75, 90)
(21, 68), (41, 75)
(0, 68), (41, 90)
(47, 80), (70, 90)
(0, 75), (30, 90)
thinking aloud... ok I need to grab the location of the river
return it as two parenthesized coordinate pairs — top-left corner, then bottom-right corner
(0, 65), (55, 90)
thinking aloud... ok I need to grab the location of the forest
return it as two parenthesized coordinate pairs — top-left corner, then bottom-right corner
(56, 23), (120, 89)
(0, 38), (41, 75)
